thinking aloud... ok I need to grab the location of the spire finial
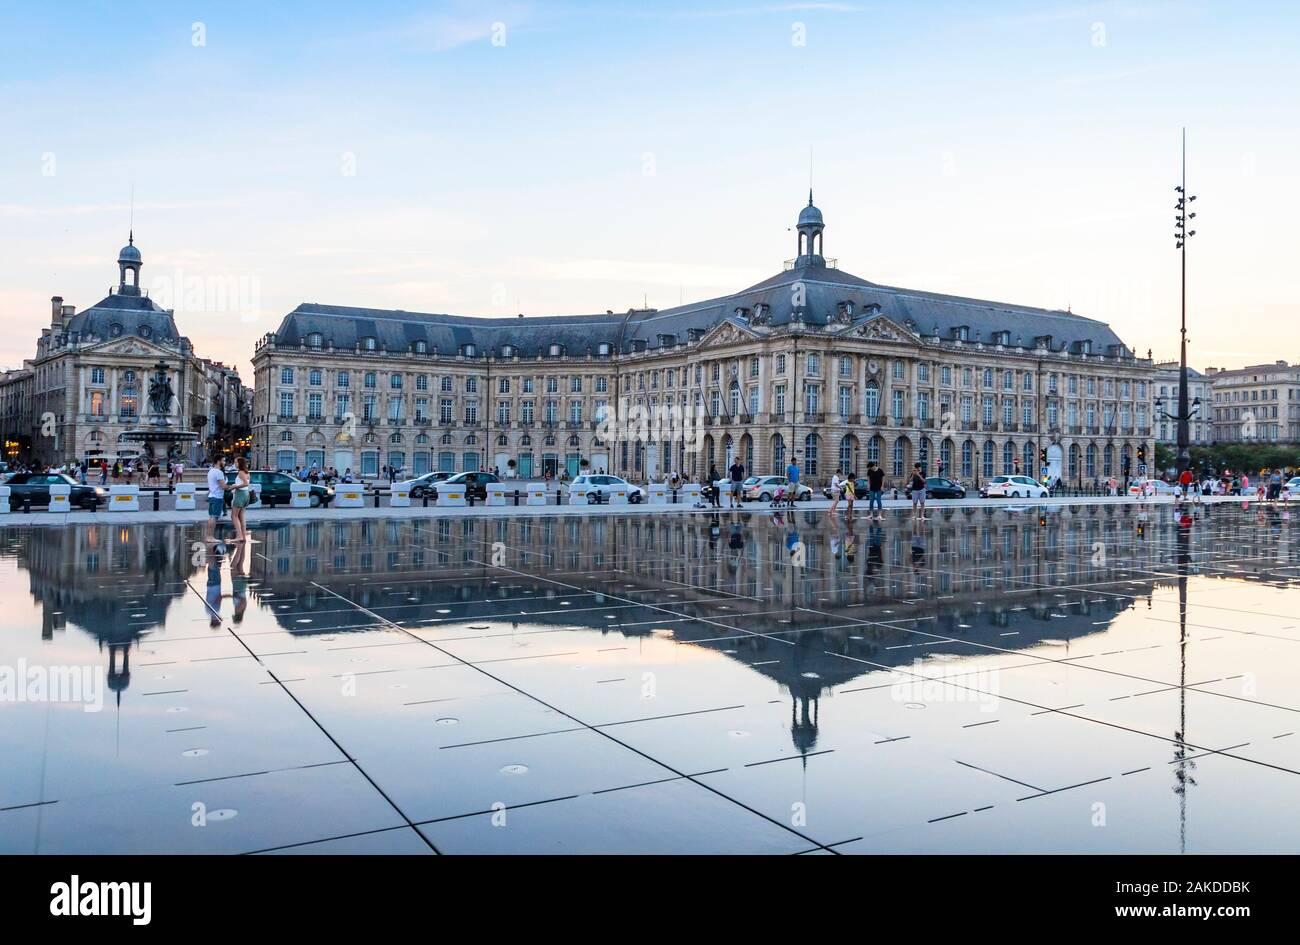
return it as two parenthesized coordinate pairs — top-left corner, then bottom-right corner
(808, 188), (814, 207)
(129, 229), (134, 246)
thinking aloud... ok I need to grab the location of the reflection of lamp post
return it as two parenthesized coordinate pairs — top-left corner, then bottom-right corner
(1171, 128), (1199, 474)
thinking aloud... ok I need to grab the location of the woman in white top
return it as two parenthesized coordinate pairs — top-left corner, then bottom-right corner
(828, 469), (845, 515)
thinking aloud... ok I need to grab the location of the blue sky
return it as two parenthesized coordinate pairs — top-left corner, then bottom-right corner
(2, 0), (1297, 379)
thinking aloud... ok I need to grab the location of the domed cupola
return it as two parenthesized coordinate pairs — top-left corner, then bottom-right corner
(794, 190), (825, 266)
(117, 232), (142, 296)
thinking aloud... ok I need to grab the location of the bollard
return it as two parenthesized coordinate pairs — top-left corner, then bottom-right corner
(23, 494), (32, 513)
(374, 491), (381, 508)
(514, 489), (521, 506)
(153, 489), (160, 512)
(423, 492), (429, 507)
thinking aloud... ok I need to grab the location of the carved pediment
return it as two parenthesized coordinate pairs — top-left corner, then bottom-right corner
(698, 319), (759, 349)
(848, 315), (916, 344)
(85, 337), (172, 358)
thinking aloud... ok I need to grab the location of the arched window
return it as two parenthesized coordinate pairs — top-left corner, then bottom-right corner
(771, 434), (785, 475)
(496, 434), (508, 446)
(1002, 441), (1014, 474)
(892, 438), (906, 477)
(961, 440), (974, 478)
(838, 435), (855, 473)
(982, 441), (995, 478)
(1086, 444), (1098, 479)
(868, 434), (883, 464)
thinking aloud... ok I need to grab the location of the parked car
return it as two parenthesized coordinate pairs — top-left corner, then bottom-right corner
(226, 470), (334, 507)
(981, 475), (1049, 499)
(429, 471), (500, 500)
(402, 471), (454, 499)
(570, 474), (647, 503)
(4, 473), (109, 510)
(905, 476), (966, 500)
(1126, 478), (1179, 497)
(1284, 476), (1300, 496)
(743, 475), (812, 502)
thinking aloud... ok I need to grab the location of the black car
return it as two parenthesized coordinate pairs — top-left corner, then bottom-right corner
(429, 471), (500, 500)
(405, 471), (453, 499)
(4, 473), (109, 510)
(905, 476), (966, 499)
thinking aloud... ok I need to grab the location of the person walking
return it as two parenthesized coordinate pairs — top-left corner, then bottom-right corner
(829, 468), (844, 515)
(707, 463), (722, 509)
(229, 456), (253, 542)
(1179, 467), (1193, 500)
(909, 463), (928, 521)
(204, 455), (229, 544)
(866, 461), (885, 521)
(785, 455), (801, 510)
(844, 472), (856, 517)
(727, 457), (745, 509)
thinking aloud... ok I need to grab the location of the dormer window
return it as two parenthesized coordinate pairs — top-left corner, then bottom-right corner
(361, 336), (377, 351)
(1033, 335), (1053, 349)
(500, 344), (515, 358)
(547, 343), (564, 357)
(138, 325), (152, 339)
(994, 330), (1011, 346)
(838, 301), (854, 317)
(1074, 339), (1092, 355)
(658, 334), (676, 349)
(951, 325), (970, 342)
(412, 339), (428, 354)
(461, 343), (477, 358)
(596, 342), (612, 357)
(307, 332), (323, 349)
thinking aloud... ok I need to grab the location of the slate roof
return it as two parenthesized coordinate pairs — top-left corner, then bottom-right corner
(63, 292), (183, 345)
(272, 257), (1132, 358)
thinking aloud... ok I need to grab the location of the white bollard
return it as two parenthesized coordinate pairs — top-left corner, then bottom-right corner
(526, 482), (547, 506)
(683, 483), (702, 505)
(648, 482), (668, 505)
(335, 484), (365, 508)
(109, 484), (140, 512)
(290, 482), (312, 509)
(486, 482), (507, 507)
(608, 487), (629, 505)
(49, 484), (72, 513)
(437, 485), (466, 507)
(568, 484), (590, 505)
(0, 484), (9, 514)
(389, 485), (411, 507)
(174, 483), (197, 510)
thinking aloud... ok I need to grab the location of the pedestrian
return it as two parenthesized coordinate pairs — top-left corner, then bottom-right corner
(707, 463), (721, 508)
(728, 456), (745, 509)
(204, 455), (229, 544)
(1178, 467), (1193, 499)
(229, 455), (253, 542)
(829, 467), (844, 515)
(785, 455), (801, 509)
(909, 462), (928, 521)
(844, 472), (856, 517)
(866, 461), (885, 521)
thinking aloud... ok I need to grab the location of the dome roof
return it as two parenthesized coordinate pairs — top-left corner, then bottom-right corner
(798, 192), (823, 227)
(118, 234), (141, 264)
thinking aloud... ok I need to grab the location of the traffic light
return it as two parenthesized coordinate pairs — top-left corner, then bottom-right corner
(1137, 445), (1146, 463)
(1038, 448), (1047, 464)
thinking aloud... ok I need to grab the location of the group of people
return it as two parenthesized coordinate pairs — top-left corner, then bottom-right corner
(827, 462), (930, 520)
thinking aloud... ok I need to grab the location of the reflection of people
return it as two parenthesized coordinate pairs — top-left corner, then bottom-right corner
(867, 525), (884, 576)
(230, 542), (249, 624)
(205, 544), (225, 627)
(910, 524), (927, 569)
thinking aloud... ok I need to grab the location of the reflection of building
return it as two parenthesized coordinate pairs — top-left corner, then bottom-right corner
(0, 238), (248, 467)
(252, 197), (1153, 485)
(0, 522), (196, 701)
(1206, 360), (1300, 444)
(1152, 362), (1211, 446)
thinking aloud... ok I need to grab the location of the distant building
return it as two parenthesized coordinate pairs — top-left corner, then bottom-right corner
(1151, 362), (1212, 446)
(252, 196), (1155, 485)
(1, 237), (248, 468)
(1205, 360), (1300, 444)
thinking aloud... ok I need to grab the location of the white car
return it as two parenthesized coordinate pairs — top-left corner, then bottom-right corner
(1284, 477), (1300, 496)
(739, 475), (812, 502)
(1127, 478), (1180, 497)
(981, 475), (1049, 499)
(570, 474), (647, 503)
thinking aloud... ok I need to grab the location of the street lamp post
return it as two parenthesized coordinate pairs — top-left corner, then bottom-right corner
(1168, 127), (1199, 475)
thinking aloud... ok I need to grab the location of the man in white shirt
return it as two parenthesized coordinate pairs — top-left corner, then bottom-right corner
(205, 456), (228, 543)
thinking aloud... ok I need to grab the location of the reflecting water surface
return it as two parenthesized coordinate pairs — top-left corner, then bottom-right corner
(2, 502), (1299, 853)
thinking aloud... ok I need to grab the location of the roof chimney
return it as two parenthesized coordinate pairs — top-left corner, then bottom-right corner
(51, 296), (64, 328)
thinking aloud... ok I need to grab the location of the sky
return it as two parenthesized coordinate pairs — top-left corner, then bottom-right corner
(2, 0), (1297, 382)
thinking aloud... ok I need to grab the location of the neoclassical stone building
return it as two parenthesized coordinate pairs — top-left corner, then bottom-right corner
(0, 238), (250, 468)
(252, 197), (1153, 485)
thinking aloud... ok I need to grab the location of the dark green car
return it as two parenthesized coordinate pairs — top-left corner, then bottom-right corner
(225, 470), (335, 508)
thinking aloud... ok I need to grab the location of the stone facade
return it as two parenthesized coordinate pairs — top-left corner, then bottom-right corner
(1152, 362), (1212, 446)
(0, 239), (250, 468)
(1205, 360), (1300, 444)
(252, 198), (1155, 486)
